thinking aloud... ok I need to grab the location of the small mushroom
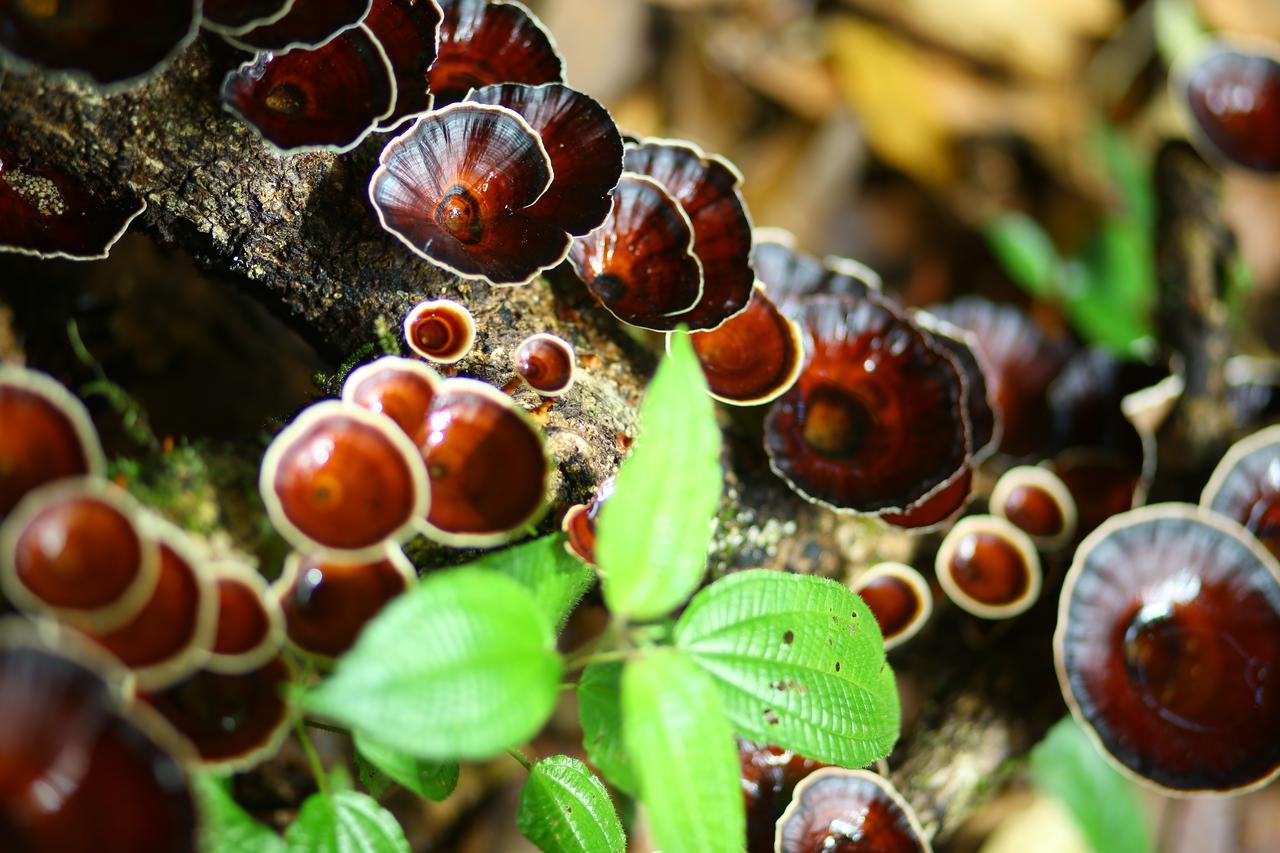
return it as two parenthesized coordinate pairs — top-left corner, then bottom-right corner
(1050, 447), (1146, 539)
(852, 562), (932, 651)
(568, 173), (704, 330)
(364, 0), (444, 130)
(675, 284), (802, 406)
(1055, 504), (1280, 794)
(0, 363), (105, 516)
(0, 477), (160, 633)
(222, 25), (396, 155)
(1174, 39), (1280, 174)
(273, 544), (416, 658)
(428, 0), (563, 105)
(739, 739), (830, 853)
(776, 767), (931, 852)
(990, 465), (1077, 548)
(913, 311), (1001, 464)
(227, 0), (371, 52)
(763, 294), (971, 515)
(259, 400), (430, 559)
(1, 148), (145, 260)
(935, 515), (1042, 619)
(201, 0), (294, 36)
(880, 467), (973, 533)
(0, 0), (199, 90)
(420, 378), (549, 546)
(623, 139), (755, 329)
(1201, 425), (1280, 560)
(514, 333), (577, 397)
(342, 355), (443, 445)
(561, 477), (612, 565)
(401, 300), (475, 365)
(751, 228), (880, 316)
(206, 561), (285, 675)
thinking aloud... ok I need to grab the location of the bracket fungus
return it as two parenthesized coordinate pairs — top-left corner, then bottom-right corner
(428, 0), (563, 105)
(206, 561), (285, 676)
(913, 311), (1000, 464)
(1201, 425), (1280, 560)
(1055, 504), (1280, 794)
(227, 0), (372, 52)
(514, 332), (577, 397)
(990, 465), (1077, 548)
(1174, 39), (1280, 174)
(402, 300), (476, 364)
(222, 25), (396, 155)
(852, 562), (933, 651)
(751, 228), (881, 316)
(739, 739), (830, 853)
(201, 0), (295, 36)
(880, 468), (973, 533)
(342, 355), (443, 447)
(561, 477), (612, 566)
(364, 0), (444, 130)
(935, 515), (1042, 619)
(260, 400), (429, 560)
(776, 767), (931, 853)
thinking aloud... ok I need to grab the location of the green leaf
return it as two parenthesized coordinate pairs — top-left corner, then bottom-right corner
(597, 331), (722, 620)
(984, 212), (1060, 298)
(303, 568), (562, 761)
(195, 774), (286, 853)
(285, 790), (409, 853)
(354, 732), (459, 802)
(1031, 718), (1153, 853)
(622, 649), (745, 853)
(577, 661), (637, 795)
(674, 569), (900, 768)
(517, 755), (627, 853)
(468, 534), (594, 632)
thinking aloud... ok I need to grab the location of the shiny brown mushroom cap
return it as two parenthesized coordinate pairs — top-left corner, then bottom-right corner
(751, 229), (880, 317)
(401, 300), (476, 364)
(1175, 39), (1280, 174)
(227, 0), (372, 52)
(428, 0), (564, 105)
(206, 561), (285, 675)
(880, 467), (973, 533)
(990, 465), (1078, 547)
(1201, 425), (1280, 560)
(364, 0), (444, 130)
(1055, 503), (1280, 794)
(935, 515), (1041, 619)
(342, 355), (443, 446)
(852, 563), (932, 651)
(515, 333), (577, 396)
(739, 739), (830, 853)
(201, 0), (294, 36)
(776, 767), (931, 852)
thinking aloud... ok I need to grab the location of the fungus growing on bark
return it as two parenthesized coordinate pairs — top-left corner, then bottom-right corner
(913, 311), (1000, 464)
(852, 562), (932, 651)
(738, 739), (830, 853)
(935, 515), (1042, 619)
(342, 355), (442, 446)
(227, 0), (371, 52)
(260, 400), (429, 559)
(561, 478), (612, 566)
(363, 0), (443, 130)
(776, 767), (931, 852)
(990, 465), (1077, 548)
(1055, 504), (1280, 794)
(206, 561), (284, 675)
(401, 300), (475, 365)
(428, 0), (563, 105)
(1201, 425), (1280, 560)
(514, 333), (577, 397)
(1175, 40), (1280, 174)
(222, 25), (396, 155)
(201, 0), (294, 36)
(880, 467), (973, 533)
(750, 228), (880, 316)
(1050, 447), (1146, 539)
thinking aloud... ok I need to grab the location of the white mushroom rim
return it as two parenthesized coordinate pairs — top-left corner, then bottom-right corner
(399, 300), (477, 364)
(203, 559), (285, 676)
(342, 354), (445, 407)
(1200, 423), (1280, 514)
(989, 464), (1078, 548)
(224, 0), (374, 54)
(934, 515), (1042, 620)
(515, 332), (578, 397)
(775, 767), (933, 853)
(851, 561), (933, 652)
(0, 362), (107, 473)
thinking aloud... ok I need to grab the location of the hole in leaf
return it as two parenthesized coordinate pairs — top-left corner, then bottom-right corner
(783, 630), (795, 644)
(763, 708), (780, 725)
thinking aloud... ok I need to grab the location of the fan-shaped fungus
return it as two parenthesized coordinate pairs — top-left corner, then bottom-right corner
(880, 467), (973, 533)
(428, 0), (563, 105)
(1201, 425), (1280, 560)
(514, 333), (576, 397)
(913, 311), (1000, 464)
(401, 300), (475, 364)
(990, 465), (1077, 548)
(227, 0), (371, 52)
(935, 515), (1041, 619)
(206, 561), (284, 675)
(739, 739), (829, 853)
(342, 355), (442, 446)
(561, 477), (612, 565)
(776, 767), (931, 852)
(852, 562), (932, 651)
(1175, 40), (1280, 174)
(751, 229), (880, 316)
(363, 0), (444, 130)
(201, 0), (294, 36)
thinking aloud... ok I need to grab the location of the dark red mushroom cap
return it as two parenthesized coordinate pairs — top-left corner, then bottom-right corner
(0, 149), (145, 260)
(1050, 447), (1146, 538)
(880, 467), (973, 533)
(259, 400), (430, 559)
(201, 0), (293, 36)
(420, 378), (549, 546)
(515, 333), (577, 396)
(751, 228), (880, 316)
(1201, 425), (1280, 560)
(623, 139), (755, 330)
(776, 767), (931, 853)
(990, 465), (1077, 547)
(763, 294), (971, 515)
(0, 0), (198, 89)
(0, 364), (105, 516)
(929, 296), (1067, 458)
(342, 355), (443, 446)
(912, 311), (1000, 464)
(935, 515), (1041, 619)
(401, 300), (475, 364)
(739, 739), (830, 853)
(1056, 504), (1280, 794)
(273, 544), (415, 658)
(677, 283), (802, 406)
(364, 0), (444, 130)
(561, 477), (612, 565)
(1175, 40), (1280, 174)
(0, 625), (198, 852)
(468, 83), (624, 235)
(227, 0), (371, 52)
(142, 656), (293, 771)
(371, 102), (575, 285)
(206, 561), (284, 675)
(568, 173), (704, 330)
(0, 477), (160, 632)
(222, 25), (396, 155)
(428, 0), (564, 105)
(79, 519), (218, 691)
(852, 562), (932, 651)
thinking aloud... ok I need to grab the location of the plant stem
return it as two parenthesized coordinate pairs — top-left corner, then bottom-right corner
(296, 719), (330, 798)
(507, 748), (533, 771)
(564, 648), (630, 672)
(303, 718), (350, 736)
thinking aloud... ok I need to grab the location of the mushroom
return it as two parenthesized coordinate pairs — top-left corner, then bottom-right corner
(675, 284), (803, 406)
(200, 0), (294, 36)
(739, 739), (830, 853)
(776, 767), (931, 852)
(514, 333), (577, 397)
(226, 0), (372, 52)
(1201, 425), (1280, 560)
(912, 311), (1001, 464)
(990, 465), (1077, 548)
(364, 0), (444, 131)
(402, 300), (476, 364)
(419, 378), (549, 546)
(763, 294), (971, 515)
(1050, 447), (1147, 540)
(1174, 39), (1280, 174)
(205, 561), (285, 675)
(935, 515), (1042, 619)
(567, 173), (704, 330)
(259, 400), (430, 560)
(852, 562), (932, 651)
(561, 477), (612, 565)
(272, 544), (416, 658)
(1, 148), (145, 261)
(342, 355), (443, 445)
(222, 25), (396, 155)
(428, 0), (563, 105)
(0, 477), (160, 633)
(623, 139), (755, 330)
(0, 363), (105, 516)
(880, 468), (973, 533)
(1055, 504), (1280, 794)
(0, 0), (199, 90)
(751, 228), (881, 316)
